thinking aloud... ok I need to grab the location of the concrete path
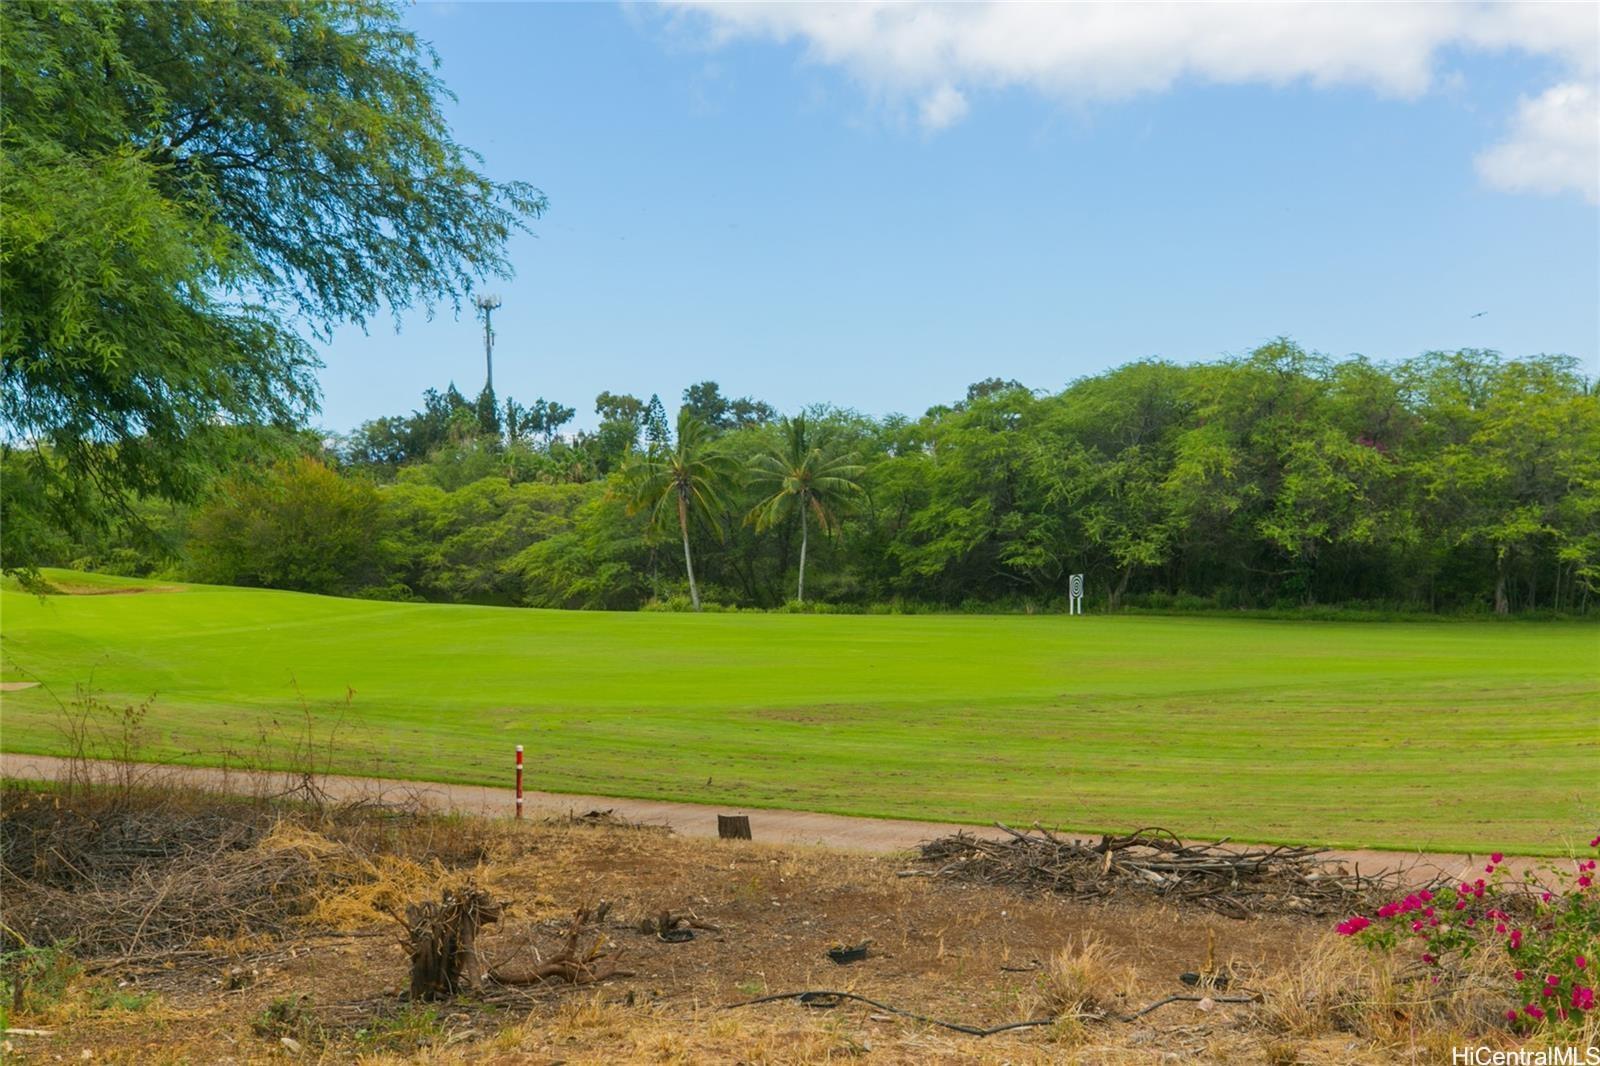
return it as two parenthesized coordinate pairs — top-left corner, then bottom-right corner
(0, 752), (1560, 885)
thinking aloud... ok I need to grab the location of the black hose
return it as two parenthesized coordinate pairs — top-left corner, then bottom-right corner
(722, 989), (1261, 1036)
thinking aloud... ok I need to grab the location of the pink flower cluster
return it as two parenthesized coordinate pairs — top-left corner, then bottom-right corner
(1375, 888), (1435, 920)
(1334, 834), (1600, 1032)
(1514, 980), (1598, 1022)
(1336, 914), (1371, 936)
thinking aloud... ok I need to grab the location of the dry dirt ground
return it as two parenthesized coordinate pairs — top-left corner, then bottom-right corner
(7, 778), (1578, 1066)
(3, 814), (1317, 1064)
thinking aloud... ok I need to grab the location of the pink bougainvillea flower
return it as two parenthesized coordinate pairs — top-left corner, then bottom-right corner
(1541, 892), (1552, 902)
(1496, 922), (1508, 934)
(1505, 1008), (1518, 1022)
(1510, 929), (1524, 949)
(1466, 918), (1477, 928)
(1580, 875), (1593, 888)
(1577, 955), (1589, 970)
(1588, 835), (1599, 848)
(1421, 952), (1435, 964)
(1573, 986), (1596, 1011)
(1547, 974), (1561, 985)
(1419, 889), (1433, 902)
(1491, 852), (1504, 864)
(1335, 915), (1370, 936)
(1514, 970), (1525, 981)
(1524, 1004), (1545, 1020)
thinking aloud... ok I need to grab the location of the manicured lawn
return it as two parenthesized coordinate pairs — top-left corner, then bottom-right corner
(1, 570), (1595, 853)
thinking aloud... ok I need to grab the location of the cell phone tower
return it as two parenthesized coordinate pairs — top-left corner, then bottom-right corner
(475, 293), (502, 394)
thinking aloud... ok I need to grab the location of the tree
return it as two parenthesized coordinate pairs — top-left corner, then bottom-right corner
(522, 398), (577, 446)
(618, 410), (740, 610)
(1035, 362), (1189, 608)
(587, 391), (645, 474)
(890, 386), (1050, 602)
(643, 394), (671, 456)
(746, 414), (865, 603)
(1421, 355), (1600, 613)
(0, 1), (543, 568)
(682, 381), (775, 432)
(473, 385), (501, 437)
(188, 457), (386, 595)
(962, 377), (1029, 406)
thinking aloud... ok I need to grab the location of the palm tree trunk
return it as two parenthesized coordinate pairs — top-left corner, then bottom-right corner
(797, 500), (808, 604)
(1494, 547), (1509, 616)
(678, 489), (700, 611)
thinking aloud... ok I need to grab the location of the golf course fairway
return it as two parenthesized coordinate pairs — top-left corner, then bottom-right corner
(2, 571), (1595, 854)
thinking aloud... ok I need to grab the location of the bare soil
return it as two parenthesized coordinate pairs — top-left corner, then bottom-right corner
(0, 798), (1323, 1063)
(3, 773), (1582, 1064)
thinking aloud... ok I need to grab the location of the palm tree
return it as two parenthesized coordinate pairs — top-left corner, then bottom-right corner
(747, 414), (865, 603)
(620, 409), (738, 611)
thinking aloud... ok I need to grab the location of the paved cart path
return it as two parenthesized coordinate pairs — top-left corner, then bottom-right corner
(0, 752), (1559, 885)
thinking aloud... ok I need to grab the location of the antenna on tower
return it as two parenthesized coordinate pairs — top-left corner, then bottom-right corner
(475, 293), (502, 394)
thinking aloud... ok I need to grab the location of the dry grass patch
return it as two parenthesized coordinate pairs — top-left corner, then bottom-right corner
(2, 782), (1587, 1064)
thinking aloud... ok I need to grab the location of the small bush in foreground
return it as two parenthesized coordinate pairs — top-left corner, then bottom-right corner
(1333, 835), (1600, 1038)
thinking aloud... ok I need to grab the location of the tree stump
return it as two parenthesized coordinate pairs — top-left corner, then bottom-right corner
(401, 884), (503, 1000)
(717, 814), (752, 840)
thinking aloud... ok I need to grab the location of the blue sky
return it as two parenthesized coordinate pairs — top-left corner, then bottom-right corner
(314, 2), (1599, 434)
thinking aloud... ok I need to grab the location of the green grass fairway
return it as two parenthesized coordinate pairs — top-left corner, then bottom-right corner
(2, 571), (1596, 853)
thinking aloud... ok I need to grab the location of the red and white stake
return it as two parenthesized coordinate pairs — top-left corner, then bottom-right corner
(515, 744), (524, 820)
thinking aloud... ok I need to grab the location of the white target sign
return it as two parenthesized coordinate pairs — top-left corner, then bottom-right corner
(1069, 573), (1084, 615)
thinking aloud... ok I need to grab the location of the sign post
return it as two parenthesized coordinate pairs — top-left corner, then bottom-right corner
(515, 744), (524, 820)
(1070, 573), (1084, 615)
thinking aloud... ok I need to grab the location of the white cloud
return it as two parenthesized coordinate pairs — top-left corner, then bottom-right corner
(1477, 82), (1600, 203)
(918, 84), (968, 130)
(664, 1), (1600, 202)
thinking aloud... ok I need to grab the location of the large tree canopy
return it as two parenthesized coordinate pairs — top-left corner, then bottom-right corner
(0, 0), (544, 567)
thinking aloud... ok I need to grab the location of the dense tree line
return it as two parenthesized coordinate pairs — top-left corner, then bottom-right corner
(11, 342), (1598, 615)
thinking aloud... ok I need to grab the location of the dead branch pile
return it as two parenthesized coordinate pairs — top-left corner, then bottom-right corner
(2, 819), (354, 956)
(913, 824), (1450, 918)
(491, 901), (633, 986)
(0, 786), (435, 956)
(0, 787), (264, 888)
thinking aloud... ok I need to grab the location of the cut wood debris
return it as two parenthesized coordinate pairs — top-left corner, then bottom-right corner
(911, 823), (1452, 917)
